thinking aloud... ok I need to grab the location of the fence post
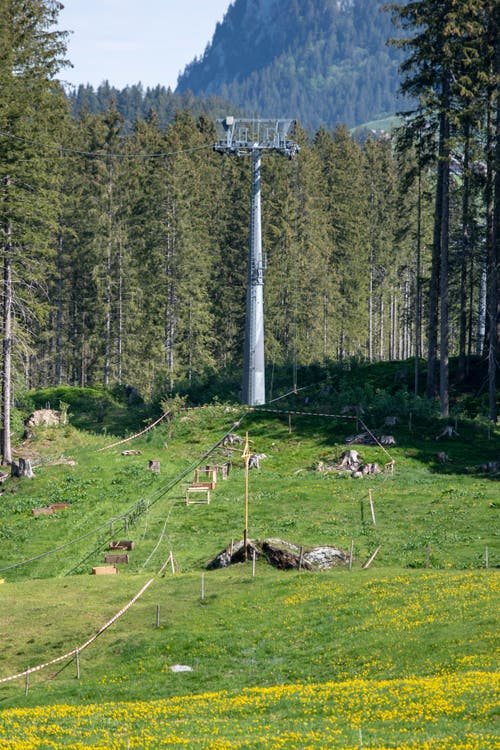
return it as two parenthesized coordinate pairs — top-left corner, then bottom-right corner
(25, 668), (29, 696)
(485, 547), (489, 569)
(368, 489), (376, 527)
(349, 540), (354, 570)
(156, 604), (160, 628)
(252, 549), (256, 577)
(76, 647), (80, 679)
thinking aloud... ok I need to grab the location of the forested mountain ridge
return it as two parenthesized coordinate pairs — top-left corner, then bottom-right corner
(176, 0), (407, 129)
(67, 0), (407, 132)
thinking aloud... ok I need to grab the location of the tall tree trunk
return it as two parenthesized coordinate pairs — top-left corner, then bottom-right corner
(415, 165), (422, 395)
(2, 219), (13, 465)
(103, 165), (113, 388)
(489, 16), (500, 423)
(165, 207), (176, 391)
(368, 248), (373, 362)
(486, 87), (496, 421)
(439, 79), (451, 418)
(117, 235), (123, 384)
(426, 113), (445, 399)
(458, 122), (471, 382)
(56, 224), (64, 385)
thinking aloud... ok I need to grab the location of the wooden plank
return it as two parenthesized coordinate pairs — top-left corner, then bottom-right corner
(49, 502), (71, 511)
(92, 566), (117, 575)
(32, 507), (54, 516)
(105, 553), (129, 564)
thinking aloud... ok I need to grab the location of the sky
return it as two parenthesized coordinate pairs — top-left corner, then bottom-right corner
(58, 0), (232, 92)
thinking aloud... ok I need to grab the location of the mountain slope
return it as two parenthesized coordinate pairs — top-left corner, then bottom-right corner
(176, 0), (407, 129)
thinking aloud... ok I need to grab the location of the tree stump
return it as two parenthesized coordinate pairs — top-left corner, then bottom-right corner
(11, 458), (34, 478)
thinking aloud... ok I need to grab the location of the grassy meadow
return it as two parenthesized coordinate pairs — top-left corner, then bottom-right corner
(0, 388), (498, 748)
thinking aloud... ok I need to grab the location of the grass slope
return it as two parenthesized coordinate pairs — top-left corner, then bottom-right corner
(0, 399), (498, 748)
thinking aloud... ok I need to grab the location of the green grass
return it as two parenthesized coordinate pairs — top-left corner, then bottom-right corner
(0, 396), (498, 747)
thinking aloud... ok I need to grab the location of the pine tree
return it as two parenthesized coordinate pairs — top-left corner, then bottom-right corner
(0, 0), (68, 464)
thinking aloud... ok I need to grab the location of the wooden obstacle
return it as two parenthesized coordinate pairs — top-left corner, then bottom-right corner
(32, 502), (71, 516)
(193, 468), (217, 488)
(109, 540), (135, 551)
(32, 507), (54, 516)
(92, 566), (117, 575)
(186, 484), (211, 505)
(105, 553), (129, 565)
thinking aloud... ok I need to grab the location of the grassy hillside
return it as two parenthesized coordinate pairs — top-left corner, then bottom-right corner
(0, 387), (498, 748)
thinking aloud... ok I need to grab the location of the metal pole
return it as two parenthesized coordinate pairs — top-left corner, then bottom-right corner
(242, 148), (265, 405)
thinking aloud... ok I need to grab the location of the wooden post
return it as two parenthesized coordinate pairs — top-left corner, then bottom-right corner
(426, 543), (431, 569)
(288, 413), (292, 434)
(170, 552), (175, 575)
(359, 727), (363, 749)
(368, 489), (376, 527)
(156, 604), (160, 628)
(201, 573), (205, 601)
(349, 540), (354, 570)
(360, 498), (365, 525)
(76, 647), (80, 679)
(242, 432), (250, 561)
(298, 546), (304, 571)
(485, 547), (489, 569)
(252, 548), (256, 577)
(25, 668), (29, 696)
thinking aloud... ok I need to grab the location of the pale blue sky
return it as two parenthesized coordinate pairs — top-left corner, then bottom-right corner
(59, 1), (232, 91)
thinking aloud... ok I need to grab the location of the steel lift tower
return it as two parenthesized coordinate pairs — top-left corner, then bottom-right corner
(214, 117), (299, 405)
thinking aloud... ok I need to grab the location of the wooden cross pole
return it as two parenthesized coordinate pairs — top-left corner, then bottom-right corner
(242, 432), (251, 561)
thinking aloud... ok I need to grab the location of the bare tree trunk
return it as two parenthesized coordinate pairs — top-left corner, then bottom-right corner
(165, 204), (176, 391)
(2, 217), (13, 465)
(426, 107), (445, 399)
(103, 165), (113, 388)
(439, 79), (451, 418)
(117, 235), (123, 384)
(56, 224), (63, 385)
(458, 121), (471, 381)
(379, 294), (384, 361)
(368, 251), (373, 362)
(415, 165), (422, 395)
(487, 23), (500, 423)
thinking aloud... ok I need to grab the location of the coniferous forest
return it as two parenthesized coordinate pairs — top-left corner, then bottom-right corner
(0, 0), (499, 466)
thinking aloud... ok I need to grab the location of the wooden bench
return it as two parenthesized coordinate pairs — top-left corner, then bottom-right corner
(105, 553), (129, 564)
(186, 485), (211, 505)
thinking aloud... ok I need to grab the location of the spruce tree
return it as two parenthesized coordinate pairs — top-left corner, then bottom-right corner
(0, 0), (67, 464)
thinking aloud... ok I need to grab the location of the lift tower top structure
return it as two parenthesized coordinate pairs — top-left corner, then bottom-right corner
(214, 117), (299, 406)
